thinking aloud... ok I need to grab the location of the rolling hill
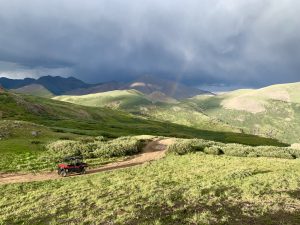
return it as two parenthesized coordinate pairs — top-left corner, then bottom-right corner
(184, 82), (300, 144)
(64, 81), (125, 95)
(13, 84), (55, 98)
(53, 89), (286, 146)
(1, 88), (280, 146)
(53, 90), (238, 133)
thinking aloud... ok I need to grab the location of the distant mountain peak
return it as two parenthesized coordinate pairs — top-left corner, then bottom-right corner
(120, 75), (212, 99)
(0, 75), (213, 98)
(67, 76), (81, 81)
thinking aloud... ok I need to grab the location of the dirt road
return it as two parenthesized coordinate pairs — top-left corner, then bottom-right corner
(0, 138), (174, 184)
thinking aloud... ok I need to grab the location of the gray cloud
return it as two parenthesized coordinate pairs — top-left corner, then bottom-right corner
(0, 0), (300, 90)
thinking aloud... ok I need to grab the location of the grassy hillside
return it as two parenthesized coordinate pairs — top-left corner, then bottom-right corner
(53, 90), (243, 135)
(0, 90), (284, 153)
(14, 84), (55, 98)
(2, 88), (299, 224)
(184, 82), (300, 144)
(0, 120), (124, 173)
(2, 150), (300, 224)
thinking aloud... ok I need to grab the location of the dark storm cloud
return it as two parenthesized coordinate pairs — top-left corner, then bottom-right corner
(0, 0), (300, 90)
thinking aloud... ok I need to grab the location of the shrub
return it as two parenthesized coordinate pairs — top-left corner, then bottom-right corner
(204, 146), (222, 155)
(247, 152), (258, 158)
(77, 137), (95, 143)
(95, 136), (107, 142)
(93, 136), (142, 157)
(194, 145), (206, 151)
(47, 136), (142, 159)
(46, 140), (91, 158)
(222, 146), (248, 157)
(167, 141), (194, 155)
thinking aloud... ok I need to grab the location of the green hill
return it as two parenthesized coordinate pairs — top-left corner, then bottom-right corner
(13, 84), (55, 98)
(53, 90), (244, 136)
(0, 89), (284, 149)
(53, 82), (300, 145)
(0, 89), (286, 175)
(185, 82), (300, 144)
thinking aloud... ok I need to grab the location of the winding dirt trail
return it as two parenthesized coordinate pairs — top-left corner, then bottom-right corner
(0, 138), (175, 184)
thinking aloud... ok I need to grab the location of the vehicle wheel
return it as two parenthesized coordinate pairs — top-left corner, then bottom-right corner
(61, 170), (67, 177)
(80, 168), (86, 175)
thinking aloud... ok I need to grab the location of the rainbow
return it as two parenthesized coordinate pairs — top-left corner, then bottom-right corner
(169, 63), (188, 98)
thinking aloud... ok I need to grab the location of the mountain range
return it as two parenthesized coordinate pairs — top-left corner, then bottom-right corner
(53, 80), (300, 145)
(0, 75), (213, 99)
(0, 75), (98, 95)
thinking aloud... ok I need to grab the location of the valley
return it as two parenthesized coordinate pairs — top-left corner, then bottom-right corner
(1, 77), (300, 224)
(1, 1), (299, 223)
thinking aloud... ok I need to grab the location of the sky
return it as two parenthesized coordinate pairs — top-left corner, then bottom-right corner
(0, 0), (300, 92)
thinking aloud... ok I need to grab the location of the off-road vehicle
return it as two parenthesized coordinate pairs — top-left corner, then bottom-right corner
(57, 156), (88, 177)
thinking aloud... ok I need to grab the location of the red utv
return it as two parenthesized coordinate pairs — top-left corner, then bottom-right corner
(58, 156), (88, 177)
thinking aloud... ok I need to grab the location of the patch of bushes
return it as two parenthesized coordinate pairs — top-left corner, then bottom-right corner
(95, 136), (107, 142)
(204, 146), (222, 155)
(166, 140), (194, 155)
(166, 138), (300, 160)
(94, 136), (142, 157)
(46, 136), (142, 159)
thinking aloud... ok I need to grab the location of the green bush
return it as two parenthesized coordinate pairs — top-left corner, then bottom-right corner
(165, 138), (300, 160)
(95, 136), (107, 142)
(194, 145), (206, 151)
(222, 146), (248, 157)
(167, 141), (194, 155)
(93, 136), (142, 157)
(46, 140), (91, 158)
(247, 152), (258, 158)
(77, 136), (95, 143)
(204, 146), (222, 155)
(47, 136), (142, 159)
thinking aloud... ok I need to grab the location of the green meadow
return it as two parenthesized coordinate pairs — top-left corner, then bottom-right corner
(1, 152), (300, 224)
(2, 87), (300, 224)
